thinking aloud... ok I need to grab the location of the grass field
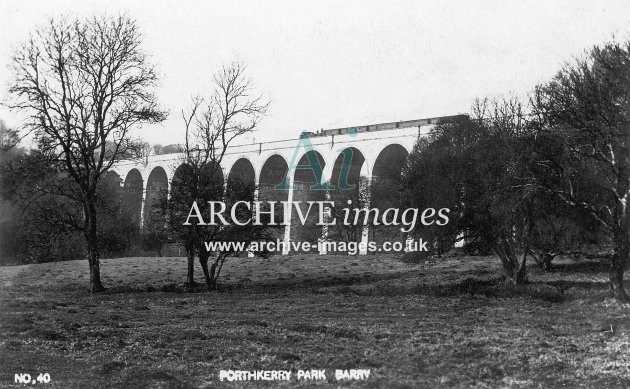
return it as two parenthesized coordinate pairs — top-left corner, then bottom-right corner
(1, 253), (629, 388)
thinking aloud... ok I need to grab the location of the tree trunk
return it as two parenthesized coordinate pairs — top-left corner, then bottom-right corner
(208, 260), (218, 291)
(610, 221), (629, 301)
(515, 249), (528, 284)
(494, 237), (527, 285)
(85, 199), (105, 292)
(198, 251), (213, 290)
(87, 245), (105, 292)
(186, 248), (196, 286)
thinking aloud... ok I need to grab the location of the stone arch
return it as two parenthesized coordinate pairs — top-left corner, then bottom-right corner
(328, 147), (366, 244)
(200, 161), (225, 201)
(330, 147), (365, 190)
(258, 154), (289, 240)
(372, 143), (409, 186)
(370, 144), (409, 244)
(169, 163), (195, 230)
(171, 163), (192, 196)
(171, 162), (224, 200)
(122, 168), (143, 228)
(171, 163), (192, 188)
(291, 150), (327, 245)
(292, 150), (327, 187)
(227, 158), (256, 202)
(143, 166), (168, 230)
(259, 154), (289, 200)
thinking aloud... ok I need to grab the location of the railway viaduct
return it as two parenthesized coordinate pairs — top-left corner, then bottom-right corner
(110, 115), (461, 254)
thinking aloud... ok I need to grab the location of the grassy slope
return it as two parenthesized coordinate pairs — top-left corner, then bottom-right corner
(0, 254), (629, 388)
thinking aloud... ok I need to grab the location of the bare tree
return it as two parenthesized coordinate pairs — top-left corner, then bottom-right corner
(167, 62), (270, 289)
(8, 15), (166, 291)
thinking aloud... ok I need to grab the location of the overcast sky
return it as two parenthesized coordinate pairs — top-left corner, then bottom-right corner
(1, 0), (630, 145)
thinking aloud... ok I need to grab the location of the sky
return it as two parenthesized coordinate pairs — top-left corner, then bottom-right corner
(1, 0), (630, 145)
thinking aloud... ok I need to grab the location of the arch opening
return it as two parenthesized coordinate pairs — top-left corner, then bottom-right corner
(258, 155), (289, 241)
(169, 163), (195, 235)
(371, 144), (409, 245)
(144, 166), (168, 231)
(328, 147), (366, 246)
(200, 161), (225, 201)
(291, 151), (327, 245)
(227, 158), (256, 203)
(122, 169), (143, 230)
